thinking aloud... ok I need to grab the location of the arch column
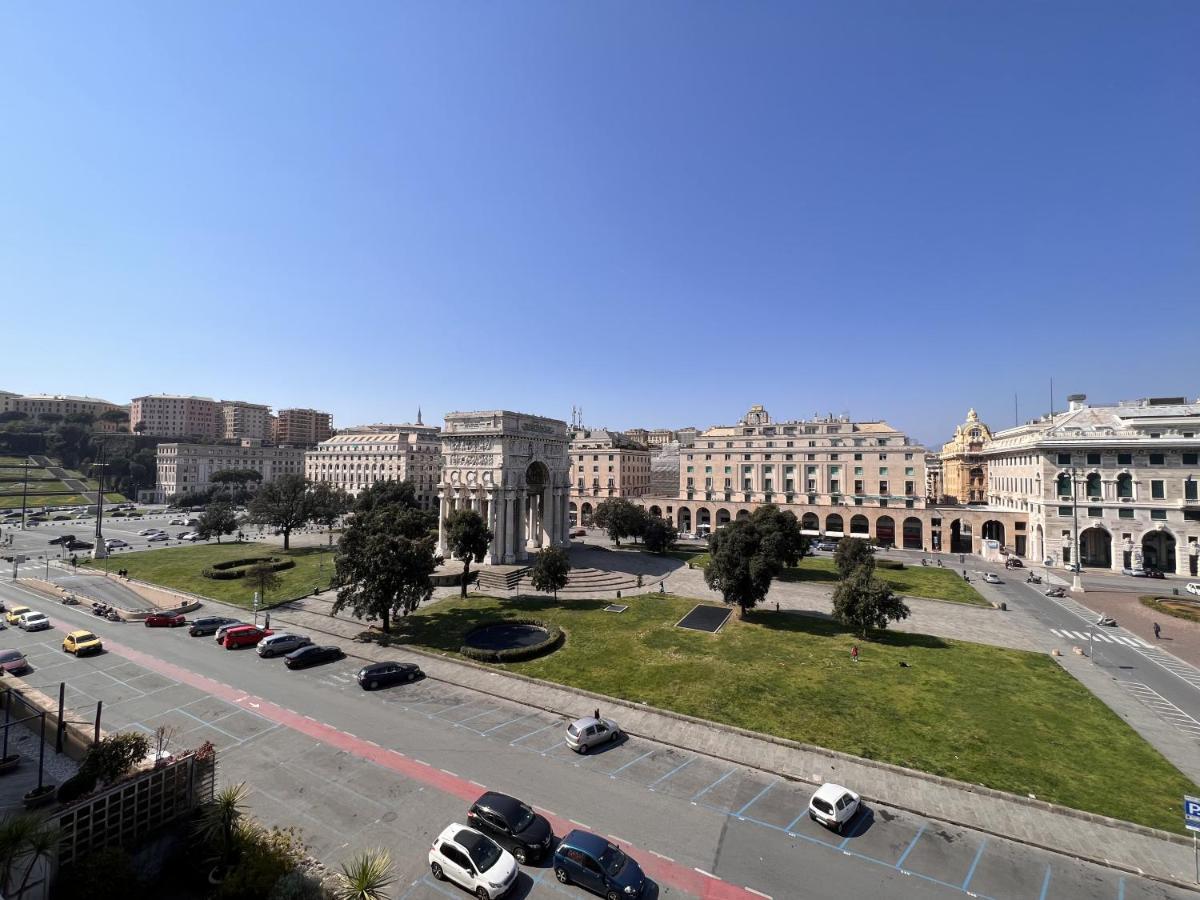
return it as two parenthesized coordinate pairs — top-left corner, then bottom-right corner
(1177, 539), (1191, 576)
(487, 488), (503, 564)
(513, 490), (527, 561)
(437, 490), (448, 556)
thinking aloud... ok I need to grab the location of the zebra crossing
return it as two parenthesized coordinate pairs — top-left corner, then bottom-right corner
(1049, 627), (1152, 648)
(1118, 681), (1200, 741)
(1130, 644), (1200, 691)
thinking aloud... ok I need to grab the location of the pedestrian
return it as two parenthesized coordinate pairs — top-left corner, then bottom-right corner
(659, 582), (665, 594)
(637, 574), (643, 588)
(851, 645), (859, 663)
(959, 554), (965, 564)
(1154, 621), (1161, 640)
(775, 602), (780, 612)
(264, 612), (271, 630)
(616, 590), (621, 600)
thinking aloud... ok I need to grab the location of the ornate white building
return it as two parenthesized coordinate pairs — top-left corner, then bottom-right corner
(305, 421), (440, 509)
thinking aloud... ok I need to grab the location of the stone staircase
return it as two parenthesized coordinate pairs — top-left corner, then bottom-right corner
(475, 565), (530, 592)
(514, 566), (644, 595)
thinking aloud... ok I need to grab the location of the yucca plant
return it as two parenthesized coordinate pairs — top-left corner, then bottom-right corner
(194, 782), (250, 878)
(332, 848), (394, 900)
(0, 813), (58, 898)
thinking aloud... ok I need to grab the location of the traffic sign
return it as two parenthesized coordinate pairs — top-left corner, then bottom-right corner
(1186, 795), (1200, 833)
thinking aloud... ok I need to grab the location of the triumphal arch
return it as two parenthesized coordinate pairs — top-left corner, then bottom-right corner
(436, 410), (571, 565)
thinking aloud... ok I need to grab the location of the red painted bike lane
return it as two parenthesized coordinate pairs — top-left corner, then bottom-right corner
(104, 635), (766, 900)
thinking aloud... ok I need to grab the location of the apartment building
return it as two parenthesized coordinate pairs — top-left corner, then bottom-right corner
(305, 423), (441, 509)
(984, 394), (1200, 576)
(155, 439), (306, 502)
(0, 392), (129, 431)
(220, 400), (272, 441)
(131, 395), (222, 439)
(276, 408), (333, 446)
(569, 429), (651, 510)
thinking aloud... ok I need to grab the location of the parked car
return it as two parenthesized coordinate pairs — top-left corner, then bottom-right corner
(146, 532), (169, 542)
(553, 830), (645, 899)
(569, 527), (586, 538)
(983, 573), (1001, 584)
(105, 539), (129, 549)
(808, 782), (861, 834)
(63, 630), (103, 656)
(180, 532), (203, 542)
(1186, 582), (1200, 597)
(48, 534), (75, 545)
(428, 823), (518, 900)
(65, 540), (93, 551)
(221, 625), (273, 649)
(565, 716), (621, 754)
(5, 606), (31, 626)
(284, 645), (343, 669)
(18, 612), (51, 632)
(169, 518), (186, 526)
(1144, 569), (1166, 579)
(189, 616), (240, 637)
(467, 791), (553, 864)
(144, 612), (186, 628)
(1121, 567), (1147, 577)
(213, 621), (250, 642)
(137, 528), (163, 537)
(0, 649), (30, 674)
(814, 541), (839, 552)
(257, 633), (312, 658)
(357, 661), (423, 690)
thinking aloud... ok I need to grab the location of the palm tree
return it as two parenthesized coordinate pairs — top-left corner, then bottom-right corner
(332, 848), (395, 900)
(194, 783), (249, 878)
(0, 813), (58, 898)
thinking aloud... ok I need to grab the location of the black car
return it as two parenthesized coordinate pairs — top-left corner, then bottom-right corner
(356, 661), (422, 690)
(48, 534), (76, 546)
(284, 645), (344, 669)
(188, 616), (240, 637)
(65, 540), (93, 551)
(467, 791), (553, 864)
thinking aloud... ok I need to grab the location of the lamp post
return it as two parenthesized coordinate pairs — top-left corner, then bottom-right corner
(1069, 466), (1083, 593)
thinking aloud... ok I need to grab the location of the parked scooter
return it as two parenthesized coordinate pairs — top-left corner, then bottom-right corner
(60, 592), (79, 605)
(1044, 587), (1066, 598)
(1096, 614), (1117, 627)
(105, 610), (122, 622)
(1025, 574), (1042, 585)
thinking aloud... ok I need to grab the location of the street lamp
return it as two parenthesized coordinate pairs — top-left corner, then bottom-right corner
(1069, 466), (1083, 593)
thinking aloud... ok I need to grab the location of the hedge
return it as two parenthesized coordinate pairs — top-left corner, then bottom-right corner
(202, 557), (296, 580)
(875, 560), (906, 570)
(459, 618), (565, 663)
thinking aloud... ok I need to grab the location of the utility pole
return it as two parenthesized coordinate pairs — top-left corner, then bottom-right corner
(1070, 465), (1083, 593)
(92, 442), (109, 561)
(20, 461), (29, 530)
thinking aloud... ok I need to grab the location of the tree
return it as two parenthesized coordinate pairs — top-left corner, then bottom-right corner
(333, 505), (439, 633)
(247, 474), (311, 550)
(99, 409), (129, 425)
(332, 849), (395, 900)
(36, 413), (63, 425)
(832, 567), (910, 638)
(444, 509), (493, 598)
(703, 520), (781, 618)
(0, 411), (28, 423)
(309, 482), (351, 546)
(833, 537), (875, 579)
(592, 498), (647, 546)
(195, 783), (249, 879)
(750, 505), (808, 568)
(353, 479), (419, 515)
(198, 502), (238, 543)
(530, 547), (571, 599)
(246, 561), (283, 603)
(0, 813), (59, 899)
(641, 516), (678, 554)
(212, 468), (263, 489)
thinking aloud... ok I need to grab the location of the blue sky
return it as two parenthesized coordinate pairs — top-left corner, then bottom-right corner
(2, 1), (1197, 446)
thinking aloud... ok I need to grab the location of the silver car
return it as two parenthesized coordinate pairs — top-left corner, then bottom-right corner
(257, 633), (312, 658)
(565, 716), (621, 754)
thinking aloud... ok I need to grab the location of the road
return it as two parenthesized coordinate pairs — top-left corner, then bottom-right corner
(0, 578), (1193, 900)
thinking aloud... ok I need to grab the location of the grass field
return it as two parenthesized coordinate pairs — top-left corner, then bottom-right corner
(82, 543), (337, 607)
(401, 593), (1196, 833)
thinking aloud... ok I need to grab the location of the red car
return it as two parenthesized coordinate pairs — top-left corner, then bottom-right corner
(222, 625), (273, 649)
(144, 612), (186, 628)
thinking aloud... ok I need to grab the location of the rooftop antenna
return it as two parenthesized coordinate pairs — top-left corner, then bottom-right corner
(1049, 378), (1054, 419)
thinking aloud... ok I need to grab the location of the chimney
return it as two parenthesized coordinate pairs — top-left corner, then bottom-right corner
(1067, 394), (1087, 411)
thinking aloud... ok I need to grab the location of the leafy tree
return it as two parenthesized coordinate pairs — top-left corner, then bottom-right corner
(133, 421), (147, 434)
(212, 468), (264, 488)
(333, 505), (439, 632)
(353, 479), (419, 515)
(0, 411), (28, 423)
(592, 498), (647, 546)
(750, 505), (808, 567)
(309, 482), (351, 546)
(36, 412), (63, 425)
(703, 520), (782, 618)
(84, 731), (151, 784)
(99, 409), (129, 425)
(832, 567), (910, 638)
(333, 849), (395, 900)
(642, 516), (678, 554)
(247, 474), (311, 550)
(65, 412), (96, 426)
(530, 547), (571, 599)
(833, 537), (874, 579)
(199, 502), (238, 543)
(444, 509), (493, 598)
(246, 561), (283, 603)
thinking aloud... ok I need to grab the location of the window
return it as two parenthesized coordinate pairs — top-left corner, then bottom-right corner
(1149, 453), (1165, 466)
(878, 467), (888, 476)
(1058, 506), (1072, 517)
(853, 453), (863, 461)
(1118, 453), (1132, 465)
(1151, 480), (1165, 499)
(878, 481), (889, 495)
(1119, 507), (1134, 519)
(1184, 453), (1198, 466)
(1186, 480), (1198, 501)
(1151, 509), (1167, 520)
(1086, 453), (1101, 465)
(1057, 453), (1071, 465)
(905, 467), (914, 476)
(854, 480), (864, 495)
(1087, 507), (1103, 517)
(854, 467), (864, 476)
(1116, 473), (1133, 498)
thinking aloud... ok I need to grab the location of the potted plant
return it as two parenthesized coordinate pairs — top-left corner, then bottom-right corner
(21, 785), (55, 809)
(195, 783), (249, 884)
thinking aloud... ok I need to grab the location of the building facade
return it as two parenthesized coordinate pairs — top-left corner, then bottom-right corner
(1, 392), (128, 431)
(131, 395), (222, 440)
(569, 428), (651, 508)
(305, 423), (441, 508)
(155, 440), (306, 502)
(983, 395), (1200, 576)
(276, 408), (333, 446)
(939, 409), (993, 504)
(220, 401), (273, 441)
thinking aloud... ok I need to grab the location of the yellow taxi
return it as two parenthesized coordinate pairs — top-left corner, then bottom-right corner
(63, 630), (103, 656)
(5, 606), (31, 626)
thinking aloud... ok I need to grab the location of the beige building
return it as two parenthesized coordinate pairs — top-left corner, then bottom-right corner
(276, 408), (333, 446)
(131, 395), (222, 439)
(983, 394), (1200, 576)
(220, 400), (273, 441)
(155, 439), (306, 502)
(305, 421), (441, 509)
(0, 392), (128, 431)
(569, 428), (651, 519)
(622, 427), (650, 446)
(938, 409), (994, 504)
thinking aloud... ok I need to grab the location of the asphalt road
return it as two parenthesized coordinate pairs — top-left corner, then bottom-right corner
(0, 579), (1192, 900)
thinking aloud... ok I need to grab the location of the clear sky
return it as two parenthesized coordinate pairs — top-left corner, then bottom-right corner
(3, 1), (1197, 446)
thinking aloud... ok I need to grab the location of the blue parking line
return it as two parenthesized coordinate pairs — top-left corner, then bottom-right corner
(962, 838), (987, 890)
(735, 780), (776, 817)
(1038, 865), (1052, 900)
(420, 874), (464, 899)
(1117, 875), (1125, 900)
(608, 749), (654, 777)
(895, 825), (926, 868)
(785, 808), (810, 833)
(647, 757), (693, 788)
(837, 810), (868, 848)
(691, 767), (736, 801)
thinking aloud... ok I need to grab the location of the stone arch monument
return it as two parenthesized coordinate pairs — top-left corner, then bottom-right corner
(437, 410), (571, 565)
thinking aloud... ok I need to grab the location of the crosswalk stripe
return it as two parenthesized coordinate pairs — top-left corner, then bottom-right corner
(1090, 632), (1112, 643)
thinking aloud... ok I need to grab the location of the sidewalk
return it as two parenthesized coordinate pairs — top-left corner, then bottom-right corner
(174, 586), (1200, 891)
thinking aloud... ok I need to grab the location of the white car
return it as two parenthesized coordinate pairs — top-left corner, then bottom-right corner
(429, 823), (518, 899)
(983, 573), (1001, 584)
(169, 518), (186, 526)
(18, 612), (51, 632)
(808, 783), (860, 834)
(180, 532), (203, 542)
(105, 539), (129, 549)
(1186, 582), (1200, 597)
(147, 533), (169, 542)
(137, 528), (166, 537)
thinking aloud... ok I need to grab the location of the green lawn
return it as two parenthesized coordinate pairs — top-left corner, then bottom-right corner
(400, 593), (1196, 833)
(82, 543), (337, 607)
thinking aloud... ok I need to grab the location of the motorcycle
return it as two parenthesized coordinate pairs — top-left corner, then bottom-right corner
(1044, 587), (1066, 598)
(105, 610), (122, 622)
(92, 603), (109, 617)
(1025, 574), (1042, 585)
(60, 593), (79, 605)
